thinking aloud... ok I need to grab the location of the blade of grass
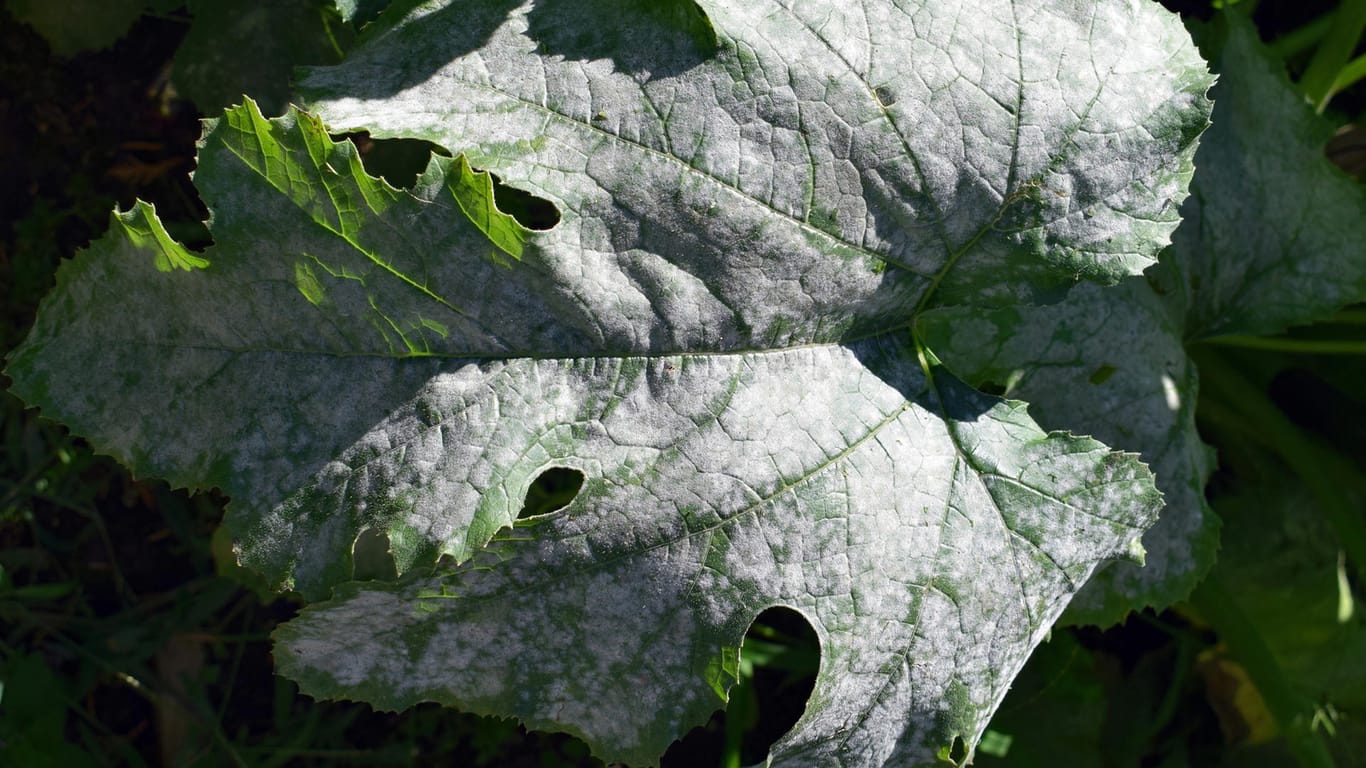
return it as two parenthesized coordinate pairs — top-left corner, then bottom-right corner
(1329, 53), (1366, 99)
(1298, 0), (1366, 111)
(1269, 14), (1333, 60)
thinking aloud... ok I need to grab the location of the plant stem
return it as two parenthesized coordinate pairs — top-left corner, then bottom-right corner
(1203, 336), (1366, 355)
(1188, 575), (1335, 767)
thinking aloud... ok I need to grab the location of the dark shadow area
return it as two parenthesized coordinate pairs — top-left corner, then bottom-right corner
(172, 0), (354, 118)
(1270, 365), (1366, 460)
(517, 467), (585, 520)
(662, 606), (819, 766)
(975, 380), (1008, 397)
(525, 0), (717, 78)
(346, 0), (393, 29)
(0, 4), (206, 348)
(294, 0), (524, 101)
(849, 334), (1000, 428)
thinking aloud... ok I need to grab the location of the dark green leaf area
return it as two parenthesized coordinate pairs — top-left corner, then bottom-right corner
(526, 0), (719, 73)
(6, 0), (160, 56)
(1204, 467), (1366, 765)
(1174, 13), (1366, 340)
(174, 0), (355, 116)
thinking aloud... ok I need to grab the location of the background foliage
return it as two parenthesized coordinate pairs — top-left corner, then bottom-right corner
(1, 0), (1363, 765)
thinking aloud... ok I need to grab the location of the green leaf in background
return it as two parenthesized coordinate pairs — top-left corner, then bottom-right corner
(0, 654), (99, 768)
(6, 0), (168, 56)
(6, 0), (1214, 763)
(1211, 475), (1366, 766)
(172, 0), (354, 116)
(970, 631), (1107, 768)
(8, 0), (355, 117)
(1174, 13), (1366, 341)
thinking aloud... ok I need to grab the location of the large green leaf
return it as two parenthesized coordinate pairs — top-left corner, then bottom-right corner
(6, 0), (1213, 763)
(296, 0), (1210, 310)
(276, 340), (1161, 766)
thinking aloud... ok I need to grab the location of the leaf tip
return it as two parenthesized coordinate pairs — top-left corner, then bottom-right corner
(1125, 536), (1148, 567)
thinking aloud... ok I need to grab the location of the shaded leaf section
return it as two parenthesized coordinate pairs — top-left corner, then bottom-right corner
(1211, 468), (1366, 765)
(173, 0), (354, 116)
(924, 15), (1366, 624)
(1174, 13), (1366, 340)
(5, 100), (586, 598)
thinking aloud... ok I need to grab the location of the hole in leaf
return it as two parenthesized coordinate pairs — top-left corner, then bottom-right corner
(874, 85), (896, 107)
(977, 380), (1008, 397)
(334, 131), (451, 189)
(351, 528), (397, 581)
(950, 732), (972, 759)
(661, 606), (819, 766)
(489, 172), (561, 230)
(517, 467), (585, 520)
(975, 369), (1025, 398)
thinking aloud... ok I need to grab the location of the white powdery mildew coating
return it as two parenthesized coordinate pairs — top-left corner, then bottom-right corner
(9, 0), (1198, 762)
(278, 342), (1159, 765)
(284, 589), (414, 687)
(299, 0), (1209, 311)
(920, 277), (1216, 620)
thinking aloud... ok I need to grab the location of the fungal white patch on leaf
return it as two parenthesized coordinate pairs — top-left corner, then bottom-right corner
(920, 276), (1217, 624)
(6, 0), (1212, 764)
(274, 342), (1162, 766)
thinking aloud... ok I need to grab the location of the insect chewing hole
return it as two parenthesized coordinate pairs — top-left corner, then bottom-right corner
(328, 131), (561, 231)
(488, 172), (561, 230)
(947, 735), (971, 763)
(516, 466), (586, 520)
(333, 131), (452, 190)
(351, 527), (398, 581)
(660, 606), (820, 765)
